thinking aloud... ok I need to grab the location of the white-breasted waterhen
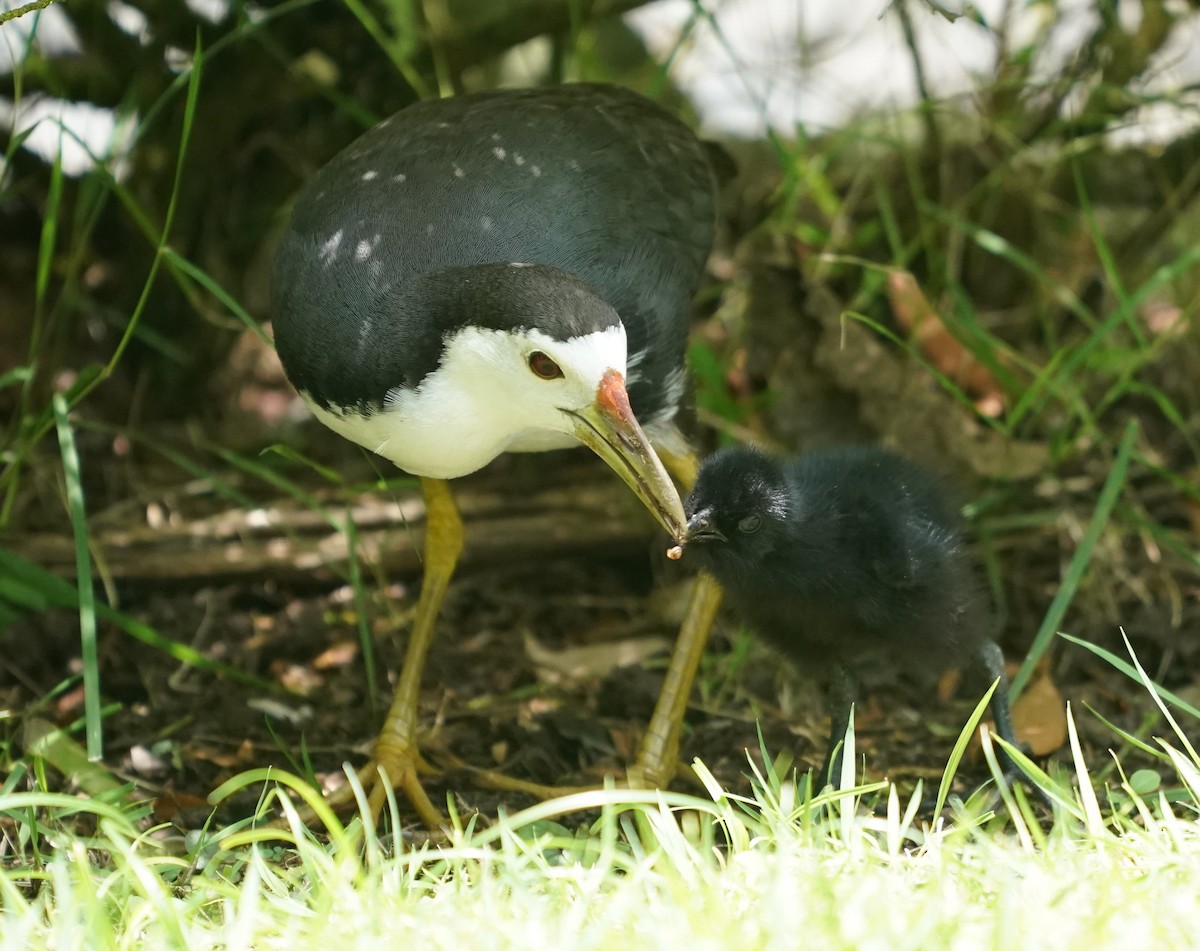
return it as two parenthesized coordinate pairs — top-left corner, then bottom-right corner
(272, 83), (724, 826)
(676, 445), (1021, 788)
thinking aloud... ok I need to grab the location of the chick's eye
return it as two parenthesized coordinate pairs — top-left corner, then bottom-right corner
(738, 515), (762, 534)
(527, 351), (564, 380)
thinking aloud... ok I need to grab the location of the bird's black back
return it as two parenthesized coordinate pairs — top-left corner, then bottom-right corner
(685, 446), (986, 673)
(273, 84), (717, 419)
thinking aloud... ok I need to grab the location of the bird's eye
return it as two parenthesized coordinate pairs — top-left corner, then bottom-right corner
(527, 351), (564, 380)
(738, 515), (762, 534)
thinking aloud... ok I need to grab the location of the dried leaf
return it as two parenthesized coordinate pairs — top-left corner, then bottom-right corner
(523, 630), (669, 681)
(936, 668), (960, 701)
(1011, 662), (1067, 756)
(246, 696), (314, 726)
(807, 281), (1049, 480)
(152, 790), (210, 823)
(888, 271), (1006, 416)
(188, 737), (257, 769)
(23, 718), (127, 798)
(312, 639), (359, 670)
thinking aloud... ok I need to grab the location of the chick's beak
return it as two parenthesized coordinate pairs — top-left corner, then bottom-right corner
(569, 369), (686, 540)
(665, 507), (724, 562)
(684, 508), (726, 543)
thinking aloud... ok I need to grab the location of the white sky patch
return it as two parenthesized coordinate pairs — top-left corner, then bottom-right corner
(163, 45), (192, 74)
(2, 0), (1197, 183)
(0, 0), (80, 75)
(184, 0), (230, 24)
(107, 1), (151, 43)
(0, 95), (137, 177)
(625, 0), (1200, 144)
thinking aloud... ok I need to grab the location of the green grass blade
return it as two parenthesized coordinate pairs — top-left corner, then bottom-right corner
(1058, 632), (1200, 720)
(341, 0), (429, 100)
(1009, 418), (1138, 698)
(261, 444), (343, 485)
(341, 512), (377, 713)
(1070, 157), (1142, 349)
(102, 35), (204, 379)
(1118, 630), (1200, 763)
(933, 678), (997, 819)
(0, 547), (278, 691)
(0, 366), (33, 391)
(52, 394), (102, 761)
(1082, 702), (1173, 762)
(162, 248), (273, 346)
(1066, 701), (1105, 837)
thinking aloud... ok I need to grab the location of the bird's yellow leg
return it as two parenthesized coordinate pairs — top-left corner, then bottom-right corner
(631, 572), (723, 788)
(629, 448), (724, 789)
(447, 447), (722, 802)
(354, 476), (464, 828)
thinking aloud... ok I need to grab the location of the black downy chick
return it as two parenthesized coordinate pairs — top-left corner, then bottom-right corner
(681, 444), (1018, 786)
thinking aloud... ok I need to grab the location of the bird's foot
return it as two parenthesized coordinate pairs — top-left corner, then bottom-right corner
(439, 749), (695, 803)
(351, 733), (447, 828)
(278, 737), (447, 831)
(436, 751), (596, 801)
(623, 760), (675, 791)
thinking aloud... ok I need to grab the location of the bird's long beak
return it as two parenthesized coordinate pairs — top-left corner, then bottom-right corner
(569, 369), (686, 541)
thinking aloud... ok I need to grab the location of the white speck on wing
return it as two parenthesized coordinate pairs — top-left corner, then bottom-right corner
(481, 216), (493, 230)
(531, 165), (542, 177)
(355, 235), (381, 261)
(661, 365), (687, 414)
(492, 146), (506, 160)
(453, 164), (466, 178)
(361, 170), (378, 181)
(627, 347), (646, 370)
(392, 173), (407, 183)
(513, 154), (525, 166)
(319, 229), (344, 264)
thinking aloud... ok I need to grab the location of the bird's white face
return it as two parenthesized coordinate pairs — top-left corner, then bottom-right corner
(443, 323), (630, 453)
(303, 319), (686, 537)
(316, 322), (626, 480)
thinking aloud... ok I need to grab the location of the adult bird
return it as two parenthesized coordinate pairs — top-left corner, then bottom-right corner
(676, 444), (1018, 786)
(272, 83), (724, 825)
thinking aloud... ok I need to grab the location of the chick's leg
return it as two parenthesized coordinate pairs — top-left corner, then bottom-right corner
(976, 639), (1020, 775)
(820, 663), (858, 788)
(631, 573), (723, 788)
